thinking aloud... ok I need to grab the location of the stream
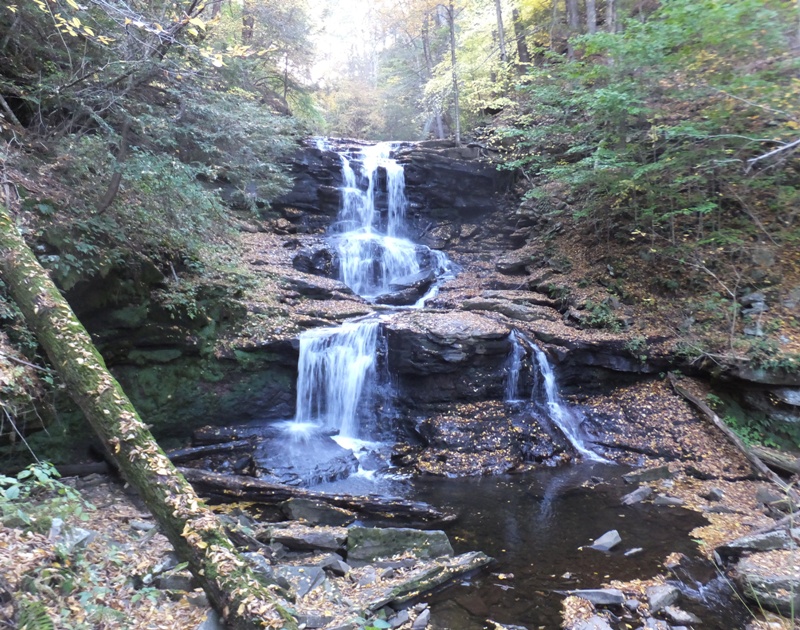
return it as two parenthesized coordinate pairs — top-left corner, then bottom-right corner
(260, 140), (749, 628)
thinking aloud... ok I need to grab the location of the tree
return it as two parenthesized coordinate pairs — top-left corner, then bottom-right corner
(565, 0), (580, 59)
(586, 0), (597, 34)
(0, 208), (299, 630)
(446, 1), (461, 146)
(495, 0), (507, 62)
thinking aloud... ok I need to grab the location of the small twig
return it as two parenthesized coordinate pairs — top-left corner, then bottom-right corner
(1, 406), (40, 463)
(0, 351), (50, 372)
(0, 95), (21, 128)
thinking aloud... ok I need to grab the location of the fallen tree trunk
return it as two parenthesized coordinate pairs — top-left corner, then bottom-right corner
(669, 374), (799, 500)
(180, 467), (456, 522)
(0, 209), (297, 630)
(751, 444), (800, 477)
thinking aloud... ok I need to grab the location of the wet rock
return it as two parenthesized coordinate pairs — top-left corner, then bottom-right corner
(624, 599), (640, 612)
(621, 486), (653, 505)
(639, 618), (670, 630)
(622, 465), (672, 484)
(589, 530), (622, 551)
(654, 494), (684, 507)
(388, 610), (410, 628)
(275, 565), (327, 598)
(292, 243), (339, 277)
(734, 550), (800, 615)
(347, 527), (454, 566)
(280, 498), (356, 526)
(663, 606), (702, 625)
(568, 589), (625, 606)
(285, 276), (351, 300)
(297, 612), (335, 628)
(645, 584), (680, 612)
(270, 524), (347, 552)
(154, 570), (195, 591)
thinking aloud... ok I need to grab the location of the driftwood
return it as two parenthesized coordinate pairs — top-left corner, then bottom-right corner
(669, 374), (799, 501)
(180, 467), (456, 523)
(751, 444), (800, 477)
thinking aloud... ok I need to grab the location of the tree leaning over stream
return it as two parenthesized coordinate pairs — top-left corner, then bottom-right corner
(0, 209), (298, 630)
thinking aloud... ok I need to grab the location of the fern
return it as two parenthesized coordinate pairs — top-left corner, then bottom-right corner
(17, 599), (54, 630)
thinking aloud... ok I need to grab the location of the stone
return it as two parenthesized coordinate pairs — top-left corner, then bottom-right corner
(755, 487), (783, 505)
(411, 608), (430, 629)
(388, 610), (410, 628)
(297, 612), (335, 628)
(589, 530), (622, 552)
(270, 525), (347, 552)
(624, 599), (641, 612)
(275, 565), (327, 598)
(622, 465), (672, 484)
(317, 554), (351, 577)
(740, 292), (766, 307)
(621, 486), (653, 505)
(774, 387), (800, 407)
(624, 547), (643, 557)
(573, 616), (613, 630)
(292, 243), (339, 277)
(57, 527), (97, 552)
(280, 498), (356, 526)
(347, 527), (454, 565)
(357, 567), (378, 586)
(645, 584), (680, 612)
(640, 618), (670, 630)
(568, 589), (625, 606)
(700, 487), (724, 502)
(654, 494), (684, 507)
(129, 520), (156, 532)
(663, 606), (702, 625)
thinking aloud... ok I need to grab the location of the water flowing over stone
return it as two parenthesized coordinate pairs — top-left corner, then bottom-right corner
(294, 319), (382, 438)
(505, 330), (527, 401)
(530, 343), (608, 462)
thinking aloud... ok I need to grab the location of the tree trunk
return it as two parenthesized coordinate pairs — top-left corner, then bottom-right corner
(586, 0), (597, 34)
(606, 0), (617, 33)
(448, 2), (461, 148)
(494, 0), (507, 62)
(0, 209), (297, 630)
(512, 8), (531, 70)
(565, 0), (580, 60)
(242, 0), (255, 43)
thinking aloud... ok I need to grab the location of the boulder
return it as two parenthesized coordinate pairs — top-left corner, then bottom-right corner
(717, 529), (799, 558)
(347, 527), (454, 566)
(621, 486), (653, 506)
(292, 243), (339, 277)
(734, 550), (800, 615)
(274, 565), (327, 598)
(622, 465), (672, 484)
(663, 606), (701, 625)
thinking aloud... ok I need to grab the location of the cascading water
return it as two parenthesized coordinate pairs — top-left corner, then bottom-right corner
(294, 319), (380, 439)
(505, 330), (527, 402)
(530, 344), (608, 462)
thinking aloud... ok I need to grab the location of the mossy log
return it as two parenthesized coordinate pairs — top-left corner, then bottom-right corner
(0, 209), (297, 630)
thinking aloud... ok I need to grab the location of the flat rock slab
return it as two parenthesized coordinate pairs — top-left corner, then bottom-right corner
(734, 549), (800, 615)
(275, 565), (327, 598)
(280, 498), (356, 526)
(718, 528), (799, 557)
(572, 616), (614, 630)
(270, 524), (348, 552)
(347, 526), (454, 566)
(621, 486), (652, 505)
(568, 589), (625, 606)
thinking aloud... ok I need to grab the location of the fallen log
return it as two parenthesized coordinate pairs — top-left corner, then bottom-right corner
(669, 374), (799, 500)
(166, 440), (253, 464)
(180, 467), (456, 523)
(751, 444), (800, 477)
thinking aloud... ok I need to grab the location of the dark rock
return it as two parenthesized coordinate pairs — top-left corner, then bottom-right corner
(740, 292), (766, 307)
(624, 599), (640, 612)
(270, 525), (347, 552)
(774, 387), (800, 407)
(297, 613), (334, 629)
(292, 243), (339, 277)
(154, 570), (195, 591)
(645, 584), (680, 612)
(280, 498), (356, 526)
(196, 610), (224, 630)
(622, 465), (672, 484)
(568, 589), (625, 606)
(347, 527), (454, 566)
(590, 530), (622, 551)
(756, 487), (784, 505)
(703, 505), (737, 514)
(621, 486), (653, 506)
(640, 618), (670, 630)
(388, 610), (410, 628)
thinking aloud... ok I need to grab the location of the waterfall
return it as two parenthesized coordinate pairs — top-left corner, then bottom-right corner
(505, 330), (527, 401)
(294, 319), (381, 439)
(530, 344), (608, 462)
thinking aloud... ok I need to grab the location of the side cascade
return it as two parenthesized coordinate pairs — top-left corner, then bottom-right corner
(508, 331), (608, 462)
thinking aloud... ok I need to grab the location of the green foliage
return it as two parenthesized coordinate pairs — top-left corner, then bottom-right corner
(624, 336), (648, 364)
(581, 299), (622, 332)
(16, 599), (55, 630)
(0, 462), (94, 534)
